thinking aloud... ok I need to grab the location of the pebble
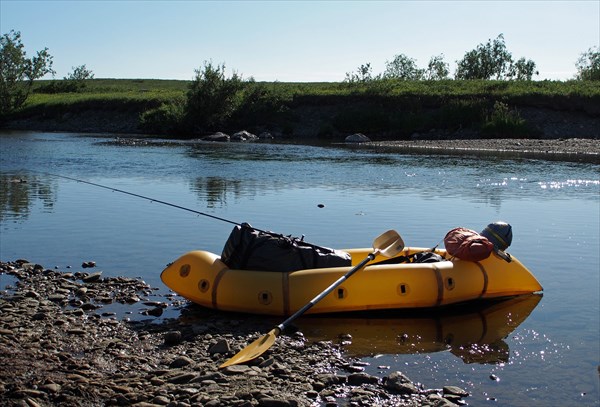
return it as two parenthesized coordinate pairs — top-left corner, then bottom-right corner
(0, 259), (470, 407)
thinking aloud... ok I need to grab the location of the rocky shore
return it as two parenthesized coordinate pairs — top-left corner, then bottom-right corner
(0, 260), (470, 407)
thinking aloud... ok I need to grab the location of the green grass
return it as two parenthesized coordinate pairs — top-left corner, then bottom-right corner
(27, 78), (600, 107)
(21, 79), (187, 118)
(33, 78), (189, 94)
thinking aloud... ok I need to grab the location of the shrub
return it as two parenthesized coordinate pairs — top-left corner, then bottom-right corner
(231, 81), (288, 128)
(481, 101), (532, 138)
(436, 98), (486, 130)
(184, 61), (244, 133)
(139, 99), (185, 135)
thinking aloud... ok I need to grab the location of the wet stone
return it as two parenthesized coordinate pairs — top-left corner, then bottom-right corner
(75, 287), (88, 296)
(82, 271), (102, 282)
(167, 372), (199, 384)
(40, 383), (61, 393)
(31, 312), (46, 321)
(47, 294), (66, 302)
(169, 356), (195, 368)
(443, 385), (469, 397)
(222, 364), (253, 375)
(163, 330), (182, 345)
(348, 372), (379, 385)
(125, 295), (141, 303)
(144, 306), (163, 317)
(81, 302), (100, 310)
(208, 338), (231, 354)
(384, 371), (419, 394)
(152, 395), (171, 404)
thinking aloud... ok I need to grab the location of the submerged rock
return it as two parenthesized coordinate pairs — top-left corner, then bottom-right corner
(232, 130), (259, 142)
(202, 132), (230, 142)
(345, 133), (371, 143)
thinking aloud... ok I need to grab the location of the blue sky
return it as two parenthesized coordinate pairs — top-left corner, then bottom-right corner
(1, 0), (598, 82)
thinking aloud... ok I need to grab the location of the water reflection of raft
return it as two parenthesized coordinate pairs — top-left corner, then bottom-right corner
(161, 247), (542, 316)
(295, 294), (542, 364)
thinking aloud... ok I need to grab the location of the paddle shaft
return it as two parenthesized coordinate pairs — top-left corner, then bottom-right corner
(275, 252), (376, 332)
(219, 230), (403, 368)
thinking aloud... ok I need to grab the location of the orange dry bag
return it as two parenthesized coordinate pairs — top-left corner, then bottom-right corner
(444, 227), (494, 261)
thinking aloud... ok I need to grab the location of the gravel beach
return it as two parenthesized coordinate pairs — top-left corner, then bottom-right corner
(0, 260), (470, 407)
(360, 137), (600, 163)
(105, 136), (600, 163)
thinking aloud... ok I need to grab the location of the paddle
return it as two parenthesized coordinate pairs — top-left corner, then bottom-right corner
(219, 229), (405, 368)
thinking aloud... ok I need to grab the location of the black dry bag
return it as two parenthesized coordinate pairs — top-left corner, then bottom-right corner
(221, 223), (352, 272)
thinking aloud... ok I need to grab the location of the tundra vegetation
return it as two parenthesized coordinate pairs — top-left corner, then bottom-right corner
(1, 31), (599, 139)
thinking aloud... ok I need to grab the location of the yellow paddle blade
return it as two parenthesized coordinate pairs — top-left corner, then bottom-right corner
(219, 328), (280, 368)
(374, 230), (404, 258)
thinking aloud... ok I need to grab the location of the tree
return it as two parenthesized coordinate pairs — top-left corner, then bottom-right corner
(575, 47), (600, 81)
(185, 61), (244, 132)
(0, 30), (54, 115)
(63, 64), (94, 91)
(383, 54), (424, 80)
(508, 57), (538, 80)
(425, 54), (450, 80)
(344, 63), (378, 83)
(65, 64), (94, 82)
(455, 34), (513, 80)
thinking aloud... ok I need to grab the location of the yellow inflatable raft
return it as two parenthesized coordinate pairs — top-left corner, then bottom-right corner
(161, 246), (543, 316)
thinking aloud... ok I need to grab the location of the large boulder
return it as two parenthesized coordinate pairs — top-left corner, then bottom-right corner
(231, 130), (259, 142)
(202, 132), (230, 142)
(345, 133), (371, 143)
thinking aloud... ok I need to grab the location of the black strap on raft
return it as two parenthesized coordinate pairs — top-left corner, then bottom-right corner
(374, 246), (444, 265)
(35, 171), (334, 252)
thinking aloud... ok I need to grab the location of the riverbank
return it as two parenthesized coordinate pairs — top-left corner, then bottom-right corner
(3, 103), (599, 164)
(0, 260), (469, 407)
(4, 78), (599, 149)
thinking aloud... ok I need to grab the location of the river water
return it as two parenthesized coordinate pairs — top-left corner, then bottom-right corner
(1, 131), (598, 406)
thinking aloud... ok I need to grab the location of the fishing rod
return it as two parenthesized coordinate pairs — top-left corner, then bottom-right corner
(35, 171), (323, 248)
(40, 172), (240, 227)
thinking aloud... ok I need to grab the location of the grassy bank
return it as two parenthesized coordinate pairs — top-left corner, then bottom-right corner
(7, 78), (600, 139)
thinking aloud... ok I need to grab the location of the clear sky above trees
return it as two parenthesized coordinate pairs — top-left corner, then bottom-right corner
(1, 0), (598, 82)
